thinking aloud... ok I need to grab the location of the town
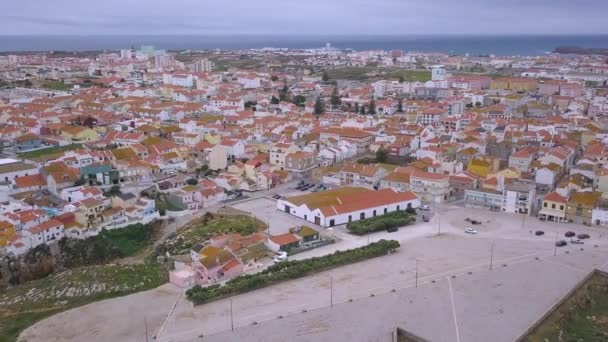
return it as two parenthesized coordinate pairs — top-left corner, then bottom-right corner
(2, 43), (608, 342)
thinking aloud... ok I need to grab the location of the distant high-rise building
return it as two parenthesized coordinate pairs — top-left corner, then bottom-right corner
(188, 59), (214, 72)
(120, 49), (133, 60)
(154, 54), (175, 68)
(7, 55), (19, 65)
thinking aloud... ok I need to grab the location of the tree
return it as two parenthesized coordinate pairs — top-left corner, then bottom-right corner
(271, 75), (279, 82)
(397, 98), (403, 113)
(330, 87), (341, 107)
(474, 101), (482, 107)
(359, 106), (366, 115)
(322, 70), (330, 82)
(103, 185), (122, 197)
(398, 75), (405, 83)
(292, 95), (306, 107)
(186, 178), (198, 186)
(270, 96), (280, 104)
(354, 102), (360, 113)
(314, 97), (325, 119)
(244, 100), (257, 109)
(375, 148), (388, 163)
(279, 84), (290, 102)
(368, 99), (376, 115)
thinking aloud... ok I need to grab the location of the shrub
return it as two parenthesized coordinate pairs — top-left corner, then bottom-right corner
(346, 211), (414, 235)
(186, 240), (400, 305)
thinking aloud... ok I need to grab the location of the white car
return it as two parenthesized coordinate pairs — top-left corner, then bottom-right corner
(273, 251), (288, 263)
(419, 204), (431, 211)
(464, 228), (478, 234)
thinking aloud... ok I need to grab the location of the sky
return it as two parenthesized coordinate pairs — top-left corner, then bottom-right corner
(2, 0), (608, 36)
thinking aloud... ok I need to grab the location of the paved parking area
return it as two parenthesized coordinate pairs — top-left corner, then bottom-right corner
(20, 205), (608, 342)
(231, 197), (320, 235)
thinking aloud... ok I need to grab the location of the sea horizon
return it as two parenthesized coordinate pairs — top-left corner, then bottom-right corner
(1, 34), (607, 56)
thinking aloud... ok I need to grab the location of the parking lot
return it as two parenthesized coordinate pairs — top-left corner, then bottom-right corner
(19, 204), (608, 342)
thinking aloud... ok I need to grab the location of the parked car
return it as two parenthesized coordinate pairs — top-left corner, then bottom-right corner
(465, 228), (478, 234)
(470, 220), (482, 225)
(555, 240), (568, 247)
(273, 251), (288, 263)
(535, 230), (544, 236)
(420, 204), (431, 211)
(577, 233), (590, 239)
(571, 239), (584, 245)
(387, 226), (399, 233)
(565, 231), (576, 238)
(422, 215), (429, 222)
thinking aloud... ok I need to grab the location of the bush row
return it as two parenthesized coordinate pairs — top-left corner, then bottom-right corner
(346, 210), (414, 235)
(186, 239), (400, 305)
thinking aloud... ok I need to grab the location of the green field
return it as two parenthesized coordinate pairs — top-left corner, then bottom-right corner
(17, 144), (83, 162)
(40, 81), (72, 91)
(0, 263), (168, 342)
(162, 214), (267, 255)
(321, 67), (431, 82)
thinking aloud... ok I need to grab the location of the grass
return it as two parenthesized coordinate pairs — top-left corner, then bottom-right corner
(320, 67), (431, 82)
(286, 187), (372, 209)
(0, 263), (167, 342)
(17, 144), (83, 162)
(40, 81), (72, 92)
(163, 215), (267, 255)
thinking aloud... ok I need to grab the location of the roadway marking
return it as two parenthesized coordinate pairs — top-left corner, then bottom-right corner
(156, 289), (183, 340)
(447, 277), (461, 342)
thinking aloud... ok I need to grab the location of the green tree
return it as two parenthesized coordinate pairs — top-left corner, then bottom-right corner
(271, 75), (279, 82)
(314, 97), (325, 119)
(322, 70), (329, 82)
(368, 99), (376, 115)
(330, 87), (341, 107)
(292, 95), (306, 107)
(354, 102), (360, 113)
(375, 148), (388, 163)
(397, 98), (403, 113)
(359, 106), (366, 115)
(186, 178), (198, 186)
(279, 84), (290, 101)
(270, 96), (280, 104)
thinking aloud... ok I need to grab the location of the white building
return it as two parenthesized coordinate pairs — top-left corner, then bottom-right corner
(502, 180), (536, 215)
(276, 187), (420, 228)
(163, 74), (194, 88)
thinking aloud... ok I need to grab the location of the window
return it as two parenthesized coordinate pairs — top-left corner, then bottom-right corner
(560, 205), (564, 210)
(397, 205), (400, 211)
(329, 219), (335, 227)
(360, 212), (365, 220)
(348, 215), (352, 222)
(373, 210), (376, 217)
(544, 202), (548, 208)
(551, 204), (556, 209)
(384, 208), (388, 214)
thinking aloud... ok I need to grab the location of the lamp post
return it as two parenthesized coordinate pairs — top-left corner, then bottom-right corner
(330, 276), (334, 307)
(230, 299), (234, 332)
(554, 232), (558, 256)
(490, 241), (494, 270)
(415, 258), (419, 288)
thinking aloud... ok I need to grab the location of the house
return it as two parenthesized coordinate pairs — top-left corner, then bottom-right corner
(508, 146), (537, 172)
(0, 220), (15, 247)
(502, 179), (536, 215)
(190, 244), (243, 283)
(566, 191), (602, 225)
(266, 233), (301, 253)
(340, 163), (388, 188)
(464, 188), (503, 211)
(538, 192), (568, 223)
(270, 143), (298, 170)
(379, 171), (411, 192)
(277, 187), (420, 228)
(285, 151), (317, 179)
(24, 219), (65, 249)
(290, 226), (320, 244)
(13, 174), (47, 193)
(0, 159), (39, 186)
(534, 163), (562, 189)
(467, 157), (499, 178)
(409, 170), (451, 203)
(14, 133), (43, 151)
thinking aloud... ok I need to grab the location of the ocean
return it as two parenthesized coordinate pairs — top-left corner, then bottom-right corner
(0, 35), (607, 56)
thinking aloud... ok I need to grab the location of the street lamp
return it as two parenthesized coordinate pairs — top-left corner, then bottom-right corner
(489, 241), (494, 270)
(415, 258), (419, 288)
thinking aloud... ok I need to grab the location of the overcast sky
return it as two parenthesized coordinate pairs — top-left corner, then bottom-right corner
(2, 0), (607, 35)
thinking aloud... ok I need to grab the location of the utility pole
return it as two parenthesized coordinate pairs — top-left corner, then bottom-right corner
(554, 232), (558, 256)
(230, 299), (234, 332)
(490, 241), (494, 270)
(415, 258), (419, 288)
(330, 276), (333, 307)
(144, 316), (149, 342)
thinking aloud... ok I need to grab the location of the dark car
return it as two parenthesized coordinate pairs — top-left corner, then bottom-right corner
(535, 230), (544, 236)
(555, 240), (568, 247)
(422, 215), (429, 222)
(470, 220), (482, 225)
(387, 227), (399, 233)
(565, 231), (576, 238)
(577, 233), (590, 239)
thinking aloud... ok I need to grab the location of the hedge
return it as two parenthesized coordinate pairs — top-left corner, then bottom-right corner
(346, 210), (414, 235)
(186, 239), (400, 305)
